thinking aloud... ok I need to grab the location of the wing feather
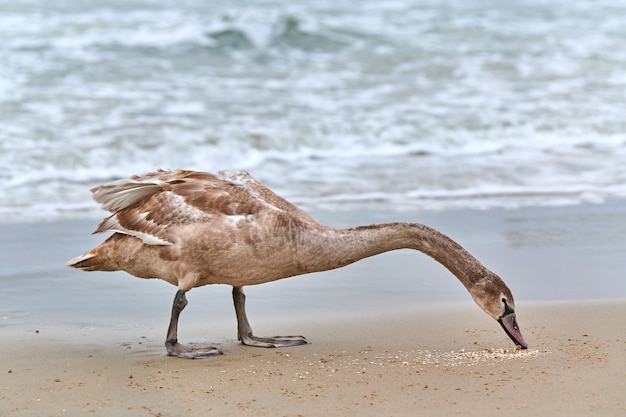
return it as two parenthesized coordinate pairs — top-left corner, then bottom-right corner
(90, 169), (319, 246)
(91, 179), (162, 213)
(217, 170), (318, 223)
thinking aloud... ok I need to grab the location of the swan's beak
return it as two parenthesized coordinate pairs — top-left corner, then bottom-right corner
(498, 312), (527, 349)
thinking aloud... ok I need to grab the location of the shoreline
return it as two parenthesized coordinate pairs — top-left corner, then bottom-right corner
(2, 199), (625, 328)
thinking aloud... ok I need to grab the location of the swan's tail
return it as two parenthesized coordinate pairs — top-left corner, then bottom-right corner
(67, 252), (98, 271)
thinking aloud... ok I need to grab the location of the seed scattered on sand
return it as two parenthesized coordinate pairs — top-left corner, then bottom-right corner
(417, 348), (546, 367)
(309, 348), (546, 370)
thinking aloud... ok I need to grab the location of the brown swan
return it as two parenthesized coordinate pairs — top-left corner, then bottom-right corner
(68, 169), (527, 358)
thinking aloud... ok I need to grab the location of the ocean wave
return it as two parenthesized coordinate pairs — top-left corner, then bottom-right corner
(1, 136), (625, 222)
(310, 185), (617, 207)
(205, 11), (352, 52)
(2, 5), (356, 53)
(2, 168), (624, 223)
(2, 0), (626, 221)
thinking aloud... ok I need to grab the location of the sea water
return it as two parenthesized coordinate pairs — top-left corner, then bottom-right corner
(1, 0), (626, 221)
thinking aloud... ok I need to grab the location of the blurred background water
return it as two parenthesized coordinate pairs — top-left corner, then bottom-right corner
(1, 0), (626, 221)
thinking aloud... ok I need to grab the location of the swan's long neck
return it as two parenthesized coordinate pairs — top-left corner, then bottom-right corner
(300, 222), (488, 290)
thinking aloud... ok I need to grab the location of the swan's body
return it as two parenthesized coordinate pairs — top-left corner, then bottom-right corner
(68, 169), (527, 358)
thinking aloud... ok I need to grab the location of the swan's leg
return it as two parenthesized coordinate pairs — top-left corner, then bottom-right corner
(165, 289), (222, 359)
(232, 286), (307, 348)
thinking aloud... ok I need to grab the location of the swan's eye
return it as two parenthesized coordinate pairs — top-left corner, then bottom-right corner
(501, 298), (514, 316)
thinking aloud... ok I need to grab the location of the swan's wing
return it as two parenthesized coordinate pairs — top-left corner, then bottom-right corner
(90, 169), (315, 245)
(217, 170), (319, 223)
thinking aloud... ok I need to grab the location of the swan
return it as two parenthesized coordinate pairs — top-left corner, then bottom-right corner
(68, 169), (527, 358)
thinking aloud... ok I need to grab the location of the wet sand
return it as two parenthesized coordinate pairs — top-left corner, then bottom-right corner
(1, 201), (626, 416)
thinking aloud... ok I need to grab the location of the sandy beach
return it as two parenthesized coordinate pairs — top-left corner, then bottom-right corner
(2, 201), (625, 416)
(2, 301), (625, 417)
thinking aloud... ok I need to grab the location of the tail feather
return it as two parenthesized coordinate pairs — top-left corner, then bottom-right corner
(67, 253), (97, 270)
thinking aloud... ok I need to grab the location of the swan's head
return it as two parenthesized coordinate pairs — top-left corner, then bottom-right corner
(469, 273), (528, 349)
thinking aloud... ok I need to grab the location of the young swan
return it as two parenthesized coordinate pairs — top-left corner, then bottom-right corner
(68, 169), (527, 359)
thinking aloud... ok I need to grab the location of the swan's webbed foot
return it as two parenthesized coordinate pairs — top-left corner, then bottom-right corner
(165, 339), (222, 359)
(233, 286), (308, 349)
(239, 333), (308, 348)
